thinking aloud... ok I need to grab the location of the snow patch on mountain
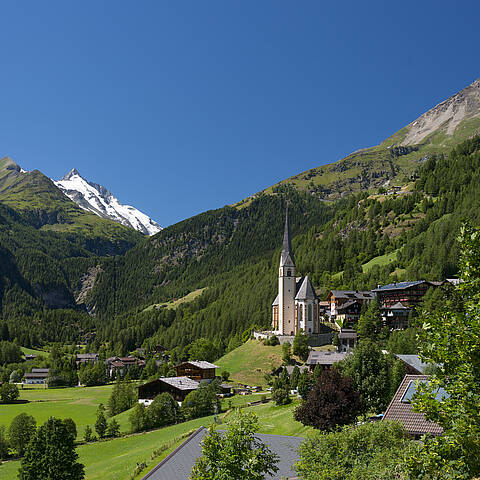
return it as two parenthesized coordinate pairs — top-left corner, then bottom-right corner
(54, 169), (162, 235)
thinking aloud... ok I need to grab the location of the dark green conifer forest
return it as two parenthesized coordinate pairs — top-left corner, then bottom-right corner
(1, 136), (480, 358)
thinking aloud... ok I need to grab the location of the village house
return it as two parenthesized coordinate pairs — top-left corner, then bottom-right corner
(76, 353), (99, 366)
(337, 329), (358, 352)
(326, 290), (375, 323)
(138, 376), (200, 405)
(106, 356), (146, 378)
(24, 368), (50, 384)
(306, 351), (350, 371)
(383, 375), (446, 438)
(175, 361), (218, 381)
(272, 208), (322, 336)
(373, 280), (442, 328)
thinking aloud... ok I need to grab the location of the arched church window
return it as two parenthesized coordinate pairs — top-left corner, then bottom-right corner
(308, 304), (312, 322)
(287, 270), (291, 277)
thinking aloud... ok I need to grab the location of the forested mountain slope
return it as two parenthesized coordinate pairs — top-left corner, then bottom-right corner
(87, 136), (480, 358)
(0, 159), (144, 346)
(1, 80), (480, 359)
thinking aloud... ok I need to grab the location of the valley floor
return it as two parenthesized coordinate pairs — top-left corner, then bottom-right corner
(0, 383), (312, 480)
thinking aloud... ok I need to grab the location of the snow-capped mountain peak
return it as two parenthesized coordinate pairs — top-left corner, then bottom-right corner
(54, 169), (162, 235)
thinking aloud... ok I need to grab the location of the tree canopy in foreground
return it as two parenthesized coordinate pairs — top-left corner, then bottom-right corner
(190, 410), (279, 480)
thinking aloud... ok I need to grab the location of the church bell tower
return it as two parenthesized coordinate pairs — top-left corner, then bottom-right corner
(277, 206), (296, 335)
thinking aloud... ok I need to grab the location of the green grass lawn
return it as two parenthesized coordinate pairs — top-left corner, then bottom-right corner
(216, 339), (283, 386)
(0, 385), (117, 440)
(0, 398), (311, 480)
(20, 346), (48, 357)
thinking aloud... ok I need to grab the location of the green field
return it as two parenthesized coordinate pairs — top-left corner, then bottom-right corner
(362, 249), (399, 273)
(142, 288), (206, 312)
(216, 339), (283, 386)
(20, 346), (49, 357)
(0, 385), (121, 440)
(0, 398), (311, 480)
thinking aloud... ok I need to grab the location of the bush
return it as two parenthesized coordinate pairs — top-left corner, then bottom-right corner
(83, 425), (95, 443)
(181, 382), (220, 421)
(145, 393), (179, 429)
(106, 419), (120, 437)
(296, 421), (412, 480)
(0, 382), (19, 403)
(272, 386), (291, 406)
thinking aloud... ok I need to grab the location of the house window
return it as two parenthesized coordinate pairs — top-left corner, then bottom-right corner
(308, 304), (312, 322)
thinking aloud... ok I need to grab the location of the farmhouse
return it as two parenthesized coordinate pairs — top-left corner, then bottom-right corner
(383, 375), (446, 438)
(138, 377), (199, 404)
(76, 353), (99, 366)
(24, 368), (50, 384)
(271, 208), (322, 336)
(327, 290), (375, 320)
(106, 356), (146, 378)
(175, 361), (218, 380)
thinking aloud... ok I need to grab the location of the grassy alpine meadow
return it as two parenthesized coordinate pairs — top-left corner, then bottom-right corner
(0, 393), (311, 479)
(0, 384), (122, 440)
(215, 339), (283, 386)
(20, 346), (49, 357)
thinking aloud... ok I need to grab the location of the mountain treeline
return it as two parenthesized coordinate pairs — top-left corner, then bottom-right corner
(1, 136), (480, 358)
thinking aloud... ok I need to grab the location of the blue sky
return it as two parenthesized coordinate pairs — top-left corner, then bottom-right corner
(0, 1), (478, 226)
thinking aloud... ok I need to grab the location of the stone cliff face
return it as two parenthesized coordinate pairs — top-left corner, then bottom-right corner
(400, 78), (480, 146)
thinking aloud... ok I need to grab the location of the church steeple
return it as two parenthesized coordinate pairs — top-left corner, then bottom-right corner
(280, 205), (295, 267)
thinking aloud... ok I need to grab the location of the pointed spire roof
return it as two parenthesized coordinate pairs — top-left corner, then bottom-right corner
(280, 205), (295, 266)
(295, 276), (317, 300)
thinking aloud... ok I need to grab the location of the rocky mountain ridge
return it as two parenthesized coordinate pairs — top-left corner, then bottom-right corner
(254, 77), (480, 204)
(55, 169), (162, 236)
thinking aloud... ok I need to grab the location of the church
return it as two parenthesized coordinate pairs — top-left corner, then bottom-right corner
(272, 208), (321, 336)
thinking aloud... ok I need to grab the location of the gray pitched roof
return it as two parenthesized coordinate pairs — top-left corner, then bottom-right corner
(284, 365), (309, 375)
(185, 361), (219, 369)
(338, 329), (357, 340)
(306, 351), (350, 366)
(385, 302), (409, 310)
(372, 280), (432, 292)
(280, 206), (295, 267)
(295, 276), (317, 300)
(336, 299), (361, 311)
(141, 426), (304, 480)
(330, 290), (375, 300)
(394, 354), (430, 374)
(159, 377), (199, 391)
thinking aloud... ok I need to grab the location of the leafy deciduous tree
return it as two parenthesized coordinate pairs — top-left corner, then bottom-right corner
(294, 368), (361, 430)
(9, 413), (37, 456)
(190, 411), (279, 480)
(18, 417), (84, 480)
